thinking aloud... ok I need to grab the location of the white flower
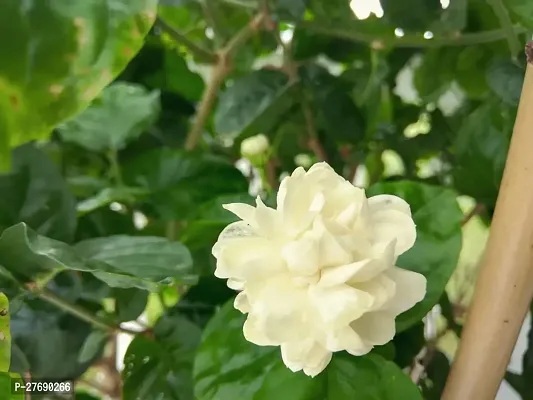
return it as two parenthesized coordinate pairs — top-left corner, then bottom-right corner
(240, 134), (270, 159)
(212, 162), (427, 377)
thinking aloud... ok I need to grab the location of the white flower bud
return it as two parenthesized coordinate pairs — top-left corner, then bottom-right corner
(294, 153), (313, 168)
(212, 162), (426, 377)
(240, 134), (270, 159)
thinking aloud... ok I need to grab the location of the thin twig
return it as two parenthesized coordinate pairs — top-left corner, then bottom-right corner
(25, 285), (141, 336)
(299, 21), (527, 48)
(156, 17), (217, 63)
(487, 0), (522, 59)
(302, 101), (328, 162)
(461, 203), (485, 226)
(184, 12), (267, 150)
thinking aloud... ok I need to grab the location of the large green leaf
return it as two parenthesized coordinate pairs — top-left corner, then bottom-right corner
(214, 69), (298, 139)
(114, 288), (149, 322)
(302, 65), (366, 144)
(486, 59), (525, 107)
(123, 312), (201, 400)
(122, 149), (248, 220)
(0, 223), (196, 291)
(453, 102), (513, 206)
(0, 143), (77, 243)
(381, 0), (450, 32)
(10, 299), (101, 379)
(58, 83), (160, 152)
(368, 181), (463, 331)
(503, 0), (533, 28)
(0, 0), (159, 169)
(0, 372), (25, 400)
(194, 301), (422, 400)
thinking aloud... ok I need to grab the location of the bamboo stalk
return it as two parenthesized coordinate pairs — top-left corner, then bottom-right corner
(442, 44), (533, 400)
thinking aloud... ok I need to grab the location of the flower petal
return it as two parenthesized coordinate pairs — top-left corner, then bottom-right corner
(282, 231), (319, 276)
(350, 311), (396, 346)
(368, 194), (412, 216)
(309, 284), (373, 329)
(325, 325), (369, 354)
(214, 236), (282, 280)
(246, 276), (311, 343)
(370, 209), (416, 256)
(234, 291), (250, 313)
(223, 203), (256, 224)
(353, 274), (397, 311)
(243, 313), (276, 346)
(254, 196), (282, 238)
(227, 279), (245, 290)
(382, 267), (427, 316)
(281, 339), (332, 377)
(317, 258), (385, 287)
(280, 172), (325, 238)
(313, 217), (352, 268)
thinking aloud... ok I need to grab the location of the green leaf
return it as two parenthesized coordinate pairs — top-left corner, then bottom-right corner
(123, 312), (201, 400)
(214, 69), (298, 139)
(115, 288), (149, 322)
(503, 0), (533, 28)
(0, 0), (159, 169)
(381, 0), (443, 32)
(486, 59), (525, 106)
(453, 102), (512, 206)
(75, 235), (196, 287)
(414, 48), (461, 102)
(273, 0), (307, 21)
(122, 149), (248, 220)
(78, 329), (109, 364)
(76, 187), (149, 216)
(302, 65), (366, 143)
(0, 223), (196, 291)
(11, 300), (99, 379)
(0, 372), (25, 400)
(368, 181), (463, 331)
(194, 301), (423, 400)
(0, 143), (77, 242)
(58, 83), (160, 152)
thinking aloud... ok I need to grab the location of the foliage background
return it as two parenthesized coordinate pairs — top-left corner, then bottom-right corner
(0, 0), (532, 399)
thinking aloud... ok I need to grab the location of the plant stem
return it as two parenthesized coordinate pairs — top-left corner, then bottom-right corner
(184, 12), (267, 150)
(299, 21), (526, 48)
(461, 203), (485, 226)
(27, 286), (138, 336)
(107, 149), (123, 187)
(487, 0), (522, 59)
(36, 288), (114, 331)
(184, 58), (230, 150)
(156, 17), (217, 63)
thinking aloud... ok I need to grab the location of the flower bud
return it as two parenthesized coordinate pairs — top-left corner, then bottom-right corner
(240, 134), (270, 161)
(294, 153), (313, 168)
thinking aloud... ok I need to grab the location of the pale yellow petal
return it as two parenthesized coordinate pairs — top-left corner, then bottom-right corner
(370, 209), (416, 256)
(350, 311), (396, 346)
(382, 267), (427, 316)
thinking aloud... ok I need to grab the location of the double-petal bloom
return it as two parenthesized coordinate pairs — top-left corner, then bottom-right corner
(212, 162), (427, 377)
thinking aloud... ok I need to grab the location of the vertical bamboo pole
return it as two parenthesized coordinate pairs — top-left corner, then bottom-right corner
(442, 43), (533, 400)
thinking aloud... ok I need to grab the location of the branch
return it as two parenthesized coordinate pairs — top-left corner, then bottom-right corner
(487, 0), (522, 59)
(184, 13), (267, 150)
(461, 203), (485, 226)
(299, 21), (527, 48)
(156, 17), (217, 63)
(302, 102), (328, 162)
(25, 284), (142, 336)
